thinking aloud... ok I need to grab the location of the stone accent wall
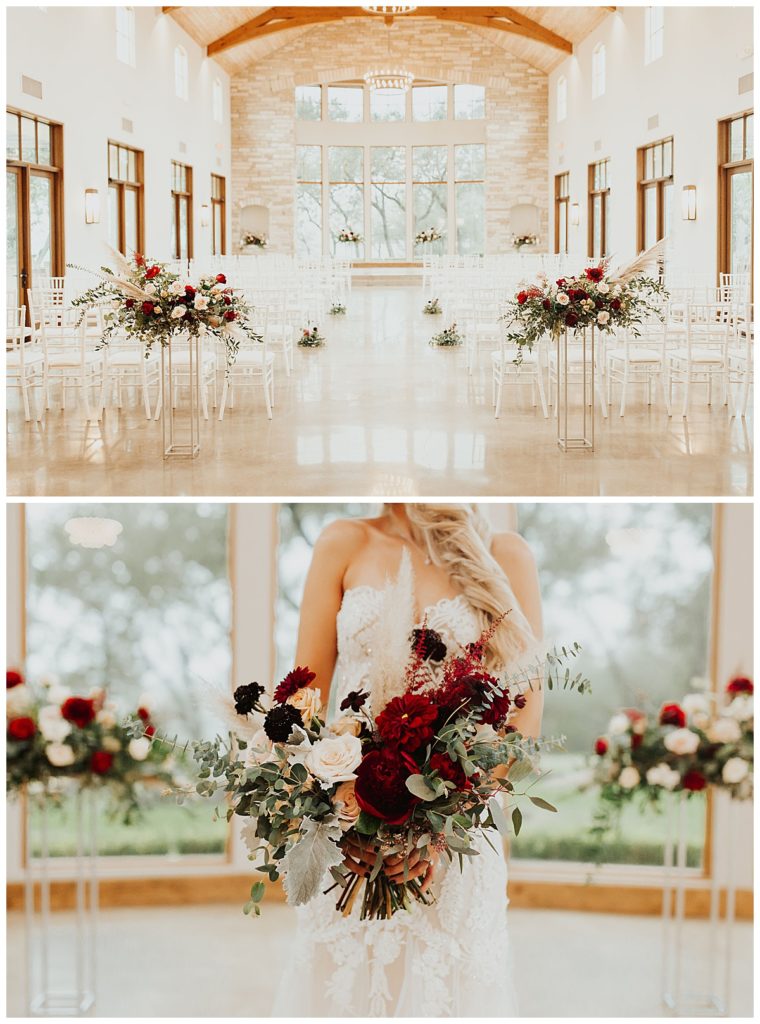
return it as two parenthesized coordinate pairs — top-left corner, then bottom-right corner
(230, 19), (548, 255)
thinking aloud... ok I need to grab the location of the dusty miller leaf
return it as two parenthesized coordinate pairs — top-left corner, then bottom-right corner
(281, 817), (344, 907)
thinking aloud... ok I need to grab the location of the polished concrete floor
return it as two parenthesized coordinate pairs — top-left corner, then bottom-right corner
(7, 284), (753, 497)
(6, 901), (753, 1016)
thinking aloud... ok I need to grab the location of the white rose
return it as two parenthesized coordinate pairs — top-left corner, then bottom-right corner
(727, 696), (753, 722)
(144, 283), (156, 295)
(691, 711), (711, 731)
(102, 736), (122, 753)
(663, 728), (700, 756)
(722, 757), (749, 785)
(706, 717), (741, 744)
(287, 686), (323, 724)
(246, 727), (274, 765)
(618, 766), (641, 789)
(597, 310), (610, 325)
(194, 295), (209, 311)
(608, 713), (630, 736)
(556, 292), (570, 306)
(96, 709), (116, 729)
(46, 743), (76, 767)
(646, 763), (680, 790)
(682, 693), (710, 717)
(38, 705), (72, 742)
(169, 280), (185, 296)
(6, 684), (33, 715)
(597, 281), (610, 295)
(128, 737), (151, 762)
(171, 305), (187, 319)
(329, 716), (361, 738)
(305, 733), (362, 786)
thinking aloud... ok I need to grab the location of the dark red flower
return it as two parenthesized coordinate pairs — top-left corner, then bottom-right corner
(90, 751), (113, 774)
(585, 266), (604, 282)
(376, 693), (438, 751)
(611, 298), (622, 311)
(141, 302), (154, 315)
(145, 725), (156, 738)
(8, 716), (36, 741)
(542, 299), (552, 310)
(410, 628), (447, 663)
(354, 748), (417, 824)
(479, 689), (512, 727)
(595, 737), (608, 756)
(726, 676), (753, 696)
(61, 697), (96, 729)
(682, 770), (707, 792)
(429, 752), (470, 789)
(7, 669), (24, 689)
(565, 312), (579, 327)
(125, 299), (135, 309)
(223, 294), (232, 305)
(556, 278), (567, 287)
(134, 253), (146, 267)
(224, 310), (236, 322)
(340, 689), (369, 713)
(215, 273), (226, 284)
(184, 285), (196, 298)
(517, 291), (528, 305)
(273, 666), (316, 703)
(145, 266), (161, 280)
(631, 732), (643, 749)
(136, 707), (151, 722)
(659, 703), (686, 728)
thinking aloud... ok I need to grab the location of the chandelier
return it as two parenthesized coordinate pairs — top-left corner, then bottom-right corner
(363, 67), (414, 93)
(362, 5), (417, 18)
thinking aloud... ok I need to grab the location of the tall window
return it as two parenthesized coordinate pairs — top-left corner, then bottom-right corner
(637, 137), (673, 251)
(329, 146), (364, 256)
(171, 161), (193, 260)
(174, 45), (188, 100)
(413, 146), (447, 255)
(645, 7), (664, 64)
(115, 6), (135, 67)
(328, 86), (362, 123)
(591, 44), (606, 98)
(6, 108), (64, 308)
(108, 141), (144, 257)
(455, 144), (485, 255)
(556, 75), (567, 122)
(296, 144), (322, 258)
(212, 78), (223, 124)
(554, 172), (570, 254)
(211, 174), (226, 256)
(413, 84), (447, 122)
(588, 159), (610, 259)
(718, 111), (753, 283)
(454, 84), (485, 120)
(370, 147), (406, 259)
(296, 85), (321, 121)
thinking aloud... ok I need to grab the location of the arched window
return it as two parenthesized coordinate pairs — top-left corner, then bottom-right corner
(592, 44), (606, 99)
(212, 78), (223, 123)
(174, 45), (189, 100)
(115, 7), (135, 67)
(556, 75), (567, 123)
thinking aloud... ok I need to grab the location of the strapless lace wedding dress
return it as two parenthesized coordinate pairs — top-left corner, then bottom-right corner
(271, 587), (518, 1018)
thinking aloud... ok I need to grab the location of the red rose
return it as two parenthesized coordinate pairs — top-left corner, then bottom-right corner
(223, 295), (232, 305)
(659, 703), (686, 728)
(224, 310), (236, 321)
(7, 669), (24, 689)
(565, 312), (579, 327)
(585, 266), (604, 282)
(90, 751), (113, 775)
(611, 298), (622, 311)
(631, 732), (643, 749)
(682, 770), (707, 792)
(215, 274), (226, 284)
(376, 693), (438, 751)
(136, 707), (151, 722)
(273, 666), (317, 703)
(134, 253), (146, 267)
(8, 716), (36, 741)
(594, 737), (608, 756)
(556, 278), (567, 287)
(145, 266), (161, 280)
(125, 299), (135, 309)
(354, 748), (417, 824)
(726, 676), (753, 696)
(429, 752), (469, 789)
(145, 725), (156, 737)
(517, 291), (528, 305)
(61, 696), (96, 729)
(184, 285), (196, 298)
(141, 302), (154, 315)
(542, 299), (552, 310)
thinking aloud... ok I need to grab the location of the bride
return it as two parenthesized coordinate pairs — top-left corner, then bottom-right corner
(272, 503), (543, 1017)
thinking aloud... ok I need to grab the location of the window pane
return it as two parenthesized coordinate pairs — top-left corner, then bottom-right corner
(36, 122), (51, 165)
(730, 118), (744, 162)
(604, 191), (611, 254)
(328, 146), (363, 183)
(7, 171), (19, 306)
(21, 117), (36, 163)
(329, 183), (364, 255)
(109, 144), (118, 179)
(128, 148), (137, 183)
(296, 182), (322, 258)
(413, 182), (447, 251)
(730, 170), (752, 277)
(663, 140), (672, 178)
(592, 194), (602, 258)
(644, 185), (657, 249)
(663, 181), (673, 238)
(745, 114), (753, 159)
(179, 197), (188, 259)
(213, 203), (223, 256)
(371, 146), (405, 182)
(644, 147), (654, 180)
(412, 85), (447, 122)
(108, 185), (120, 251)
(124, 188), (138, 255)
(328, 86), (363, 123)
(6, 112), (20, 160)
(30, 174), (52, 277)
(455, 144), (485, 181)
(652, 143), (663, 178)
(297, 145), (322, 182)
(295, 85), (321, 121)
(370, 89), (405, 122)
(119, 146), (129, 180)
(456, 182), (484, 255)
(454, 83), (485, 120)
(371, 182), (405, 258)
(558, 201), (568, 253)
(413, 146), (447, 182)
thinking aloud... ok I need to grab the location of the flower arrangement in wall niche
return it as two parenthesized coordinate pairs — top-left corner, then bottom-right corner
(512, 234), (538, 250)
(329, 302), (347, 315)
(415, 227), (443, 245)
(423, 297), (442, 315)
(338, 228), (363, 244)
(6, 669), (179, 819)
(241, 232), (268, 249)
(299, 325), (326, 347)
(429, 322), (462, 346)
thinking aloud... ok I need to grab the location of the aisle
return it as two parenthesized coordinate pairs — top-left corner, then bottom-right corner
(6, 283), (753, 497)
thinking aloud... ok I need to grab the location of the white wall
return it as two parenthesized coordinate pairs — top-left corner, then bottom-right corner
(6, 6), (231, 269)
(548, 6), (754, 280)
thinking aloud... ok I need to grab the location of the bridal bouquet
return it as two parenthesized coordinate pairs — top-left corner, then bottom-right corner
(6, 669), (177, 819)
(416, 227), (442, 245)
(338, 229), (362, 244)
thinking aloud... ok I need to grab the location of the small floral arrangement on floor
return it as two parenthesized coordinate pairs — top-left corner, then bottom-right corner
(6, 669), (177, 819)
(241, 232), (268, 249)
(513, 234), (538, 250)
(69, 250), (260, 372)
(415, 227), (442, 245)
(423, 298), (442, 315)
(329, 303), (347, 315)
(299, 326), (326, 347)
(430, 323), (462, 347)
(338, 229), (363, 244)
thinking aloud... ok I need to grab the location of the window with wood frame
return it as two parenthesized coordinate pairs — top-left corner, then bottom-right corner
(6, 108), (65, 310)
(554, 172), (570, 254)
(718, 110), (753, 285)
(211, 173), (226, 256)
(637, 137), (673, 252)
(107, 141), (144, 257)
(588, 159), (610, 259)
(171, 161), (193, 260)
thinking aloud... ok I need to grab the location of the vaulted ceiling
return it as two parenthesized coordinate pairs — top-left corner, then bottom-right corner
(163, 6), (614, 76)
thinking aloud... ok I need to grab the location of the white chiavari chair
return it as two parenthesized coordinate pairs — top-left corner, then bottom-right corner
(218, 305), (274, 420)
(7, 305), (45, 421)
(727, 302), (754, 419)
(605, 318), (671, 416)
(667, 303), (731, 417)
(491, 324), (548, 420)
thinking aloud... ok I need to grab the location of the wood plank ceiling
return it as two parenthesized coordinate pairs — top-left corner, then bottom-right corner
(164, 6), (614, 76)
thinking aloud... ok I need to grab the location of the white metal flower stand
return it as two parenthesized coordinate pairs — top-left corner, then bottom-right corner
(159, 331), (202, 458)
(24, 785), (99, 1016)
(554, 326), (595, 452)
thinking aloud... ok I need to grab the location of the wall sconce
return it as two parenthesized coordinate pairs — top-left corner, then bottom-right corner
(569, 202), (581, 227)
(84, 188), (101, 224)
(199, 204), (211, 228)
(681, 185), (697, 221)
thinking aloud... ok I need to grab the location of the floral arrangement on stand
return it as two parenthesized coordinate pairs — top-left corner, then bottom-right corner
(329, 302), (347, 316)
(590, 676), (754, 856)
(69, 251), (261, 372)
(415, 227), (442, 245)
(338, 229), (363, 245)
(240, 232), (268, 249)
(501, 242), (668, 364)
(423, 298), (442, 315)
(299, 325), (326, 348)
(512, 234), (538, 250)
(430, 323), (462, 347)
(6, 669), (178, 820)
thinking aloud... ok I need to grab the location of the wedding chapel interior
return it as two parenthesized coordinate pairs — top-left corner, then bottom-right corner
(5, 4), (754, 498)
(5, 501), (754, 1016)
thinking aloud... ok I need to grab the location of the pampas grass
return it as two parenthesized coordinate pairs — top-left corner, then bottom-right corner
(365, 548), (416, 714)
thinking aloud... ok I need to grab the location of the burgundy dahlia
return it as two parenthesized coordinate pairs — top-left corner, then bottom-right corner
(429, 752), (469, 789)
(375, 693), (438, 751)
(274, 666), (316, 704)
